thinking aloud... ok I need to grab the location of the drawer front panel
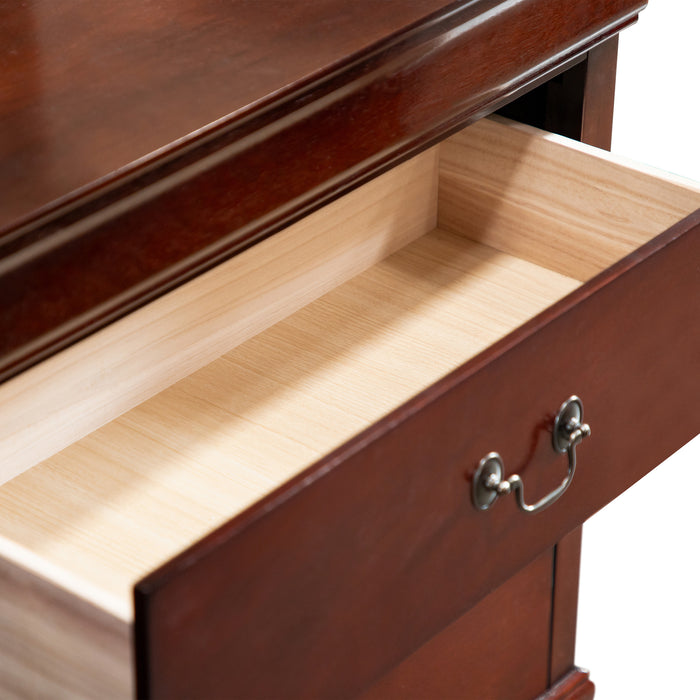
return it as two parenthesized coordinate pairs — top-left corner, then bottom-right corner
(136, 212), (700, 699)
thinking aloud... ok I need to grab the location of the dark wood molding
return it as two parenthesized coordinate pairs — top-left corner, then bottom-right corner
(2, 0), (459, 233)
(135, 207), (699, 698)
(0, 0), (644, 384)
(537, 667), (595, 700)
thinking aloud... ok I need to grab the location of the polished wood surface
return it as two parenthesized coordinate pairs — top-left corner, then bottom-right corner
(134, 160), (700, 697)
(537, 668), (595, 700)
(550, 528), (584, 684)
(0, 0), (453, 232)
(0, 0), (645, 384)
(360, 550), (553, 700)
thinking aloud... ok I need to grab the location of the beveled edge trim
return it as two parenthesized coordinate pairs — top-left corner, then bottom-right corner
(537, 667), (595, 700)
(0, 0), (644, 384)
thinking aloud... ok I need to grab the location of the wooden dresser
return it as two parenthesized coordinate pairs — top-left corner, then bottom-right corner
(2, 2), (698, 698)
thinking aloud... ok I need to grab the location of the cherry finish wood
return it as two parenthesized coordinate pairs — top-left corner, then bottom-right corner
(135, 207), (700, 697)
(0, 0), (645, 384)
(581, 36), (620, 149)
(503, 40), (618, 692)
(1, 0), (454, 231)
(549, 528), (584, 685)
(498, 36), (618, 149)
(537, 668), (595, 700)
(3, 3), (671, 698)
(359, 550), (554, 700)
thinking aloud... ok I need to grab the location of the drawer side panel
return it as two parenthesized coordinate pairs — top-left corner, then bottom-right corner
(0, 557), (131, 699)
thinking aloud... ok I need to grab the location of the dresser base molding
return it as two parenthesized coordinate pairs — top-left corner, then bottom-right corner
(537, 668), (595, 700)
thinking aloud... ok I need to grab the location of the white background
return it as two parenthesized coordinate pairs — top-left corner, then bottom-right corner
(576, 1), (700, 697)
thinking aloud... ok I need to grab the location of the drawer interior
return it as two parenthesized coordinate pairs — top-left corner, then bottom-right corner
(1, 117), (698, 672)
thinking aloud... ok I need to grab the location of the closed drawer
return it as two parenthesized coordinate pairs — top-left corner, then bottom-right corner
(360, 548), (555, 700)
(1, 117), (698, 698)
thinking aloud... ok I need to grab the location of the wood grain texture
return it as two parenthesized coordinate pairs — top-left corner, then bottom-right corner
(581, 36), (620, 149)
(439, 116), (700, 280)
(0, 229), (578, 620)
(0, 150), (438, 485)
(6, 115), (699, 487)
(360, 549), (553, 700)
(0, 0), (645, 383)
(2, 117), (697, 695)
(0, 555), (131, 699)
(135, 209), (700, 698)
(537, 667), (595, 700)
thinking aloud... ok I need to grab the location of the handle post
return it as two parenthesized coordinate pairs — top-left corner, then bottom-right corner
(472, 396), (590, 514)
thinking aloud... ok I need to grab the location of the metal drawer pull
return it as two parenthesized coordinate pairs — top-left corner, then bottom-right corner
(472, 396), (591, 514)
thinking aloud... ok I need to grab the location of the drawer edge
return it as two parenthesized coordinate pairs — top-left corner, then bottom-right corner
(135, 208), (699, 697)
(0, 554), (131, 699)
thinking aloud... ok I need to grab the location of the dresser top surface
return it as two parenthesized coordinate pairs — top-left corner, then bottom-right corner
(0, 0), (645, 384)
(0, 0), (460, 234)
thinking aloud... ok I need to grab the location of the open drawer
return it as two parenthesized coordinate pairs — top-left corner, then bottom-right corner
(1, 117), (698, 698)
